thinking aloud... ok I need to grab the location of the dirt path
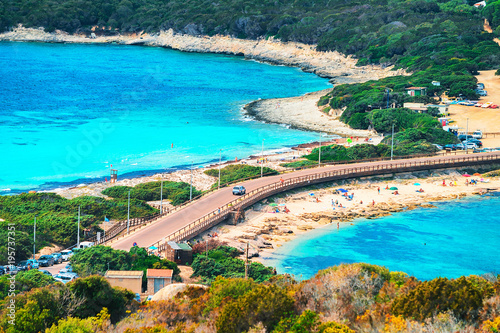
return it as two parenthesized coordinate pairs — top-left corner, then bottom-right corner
(448, 70), (500, 147)
(484, 19), (500, 46)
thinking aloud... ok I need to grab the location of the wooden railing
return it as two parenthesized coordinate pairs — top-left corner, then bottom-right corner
(148, 152), (500, 252)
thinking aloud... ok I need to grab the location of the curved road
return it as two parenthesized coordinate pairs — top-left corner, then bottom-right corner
(110, 152), (500, 251)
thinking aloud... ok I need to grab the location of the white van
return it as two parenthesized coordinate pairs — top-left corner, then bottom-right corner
(77, 241), (94, 249)
(472, 130), (483, 139)
(61, 250), (73, 261)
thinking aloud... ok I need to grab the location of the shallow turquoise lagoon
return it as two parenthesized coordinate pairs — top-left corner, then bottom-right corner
(0, 42), (331, 192)
(261, 194), (500, 280)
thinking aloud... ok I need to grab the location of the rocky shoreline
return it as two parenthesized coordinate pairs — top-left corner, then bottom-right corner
(0, 26), (405, 84)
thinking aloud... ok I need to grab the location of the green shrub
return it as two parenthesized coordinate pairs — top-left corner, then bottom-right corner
(102, 181), (201, 206)
(391, 276), (491, 321)
(204, 165), (278, 189)
(280, 160), (317, 168)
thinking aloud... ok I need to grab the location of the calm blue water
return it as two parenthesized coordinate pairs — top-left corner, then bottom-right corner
(262, 194), (500, 280)
(0, 42), (331, 193)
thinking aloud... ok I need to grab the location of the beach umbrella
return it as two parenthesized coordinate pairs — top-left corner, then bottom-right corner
(389, 187), (398, 190)
(337, 188), (348, 193)
(309, 193), (315, 196)
(473, 173), (481, 176)
(269, 203), (278, 206)
(462, 174), (471, 177)
(148, 246), (158, 250)
(278, 203), (286, 206)
(413, 183), (420, 186)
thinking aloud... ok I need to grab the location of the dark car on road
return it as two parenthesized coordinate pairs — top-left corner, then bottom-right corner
(444, 144), (457, 151)
(232, 185), (246, 195)
(52, 253), (63, 264)
(38, 255), (55, 267)
(17, 260), (31, 271)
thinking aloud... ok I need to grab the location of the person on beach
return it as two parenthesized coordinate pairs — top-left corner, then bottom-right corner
(339, 203), (343, 208)
(385, 185), (389, 190)
(337, 222), (340, 229)
(377, 187), (380, 194)
(331, 199), (334, 206)
(442, 179), (446, 186)
(335, 199), (338, 206)
(360, 200), (363, 204)
(372, 200), (375, 206)
(218, 207), (221, 214)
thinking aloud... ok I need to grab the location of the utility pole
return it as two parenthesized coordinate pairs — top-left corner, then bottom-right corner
(391, 123), (394, 160)
(245, 242), (249, 279)
(190, 162), (193, 201)
(77, 206), (80, 248)
(218, 149), (222, 190)
(386, 88), (390, 109)
(160, 177), (163, 214)
(33, 215), (37, 260)
(127, 191), (130, 234)
(318, 133), (322, 167)
(261, 139), (265, 177)
(466, 118), (469, 154)
(206, 239), (208, 258)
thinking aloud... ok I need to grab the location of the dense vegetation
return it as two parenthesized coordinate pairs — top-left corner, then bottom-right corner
(204, 164), (278, 189)
(0, 275), (134, 332)
(1, 0), (499, 72)
(0, 193), (157, 262)
(70, 245), (180, 287)
(304, 141), (438, 163)
(191, 245), (275, 283)
(4, 263), (495, 332)
(102, 180), (202, 206)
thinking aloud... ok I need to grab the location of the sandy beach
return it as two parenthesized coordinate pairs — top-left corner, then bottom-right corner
(191, 167), (500, 262)
(243, 89), (384, 137)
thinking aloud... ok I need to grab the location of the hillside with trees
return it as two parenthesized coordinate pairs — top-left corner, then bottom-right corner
(1, 257), (498, 332)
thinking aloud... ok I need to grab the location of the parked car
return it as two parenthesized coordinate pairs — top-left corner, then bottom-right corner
(27, 259), (39, 269)
(134, 293), (142, 303)
(432, 144), (443, 150)
(477, 83), (485, 90)
(76, 241), (94, 250)
(444, 144), (457, 151)
(4, 265), (18, 275)
(472, 130), (483, 139)
(60, 250), (73, 261)
(455, 143), (465, 150)
(463, 141), (478, 149)
(39, 270), (52, 276)
(38, 255), (55, 267)
(232, 185), (246, 195)
(17, 260), (32, 271)
(54, 274), (76, 284)
(468, 139), (483, 147)
(51, 253), (63, 264)
(477, 90), (488, 96)
(59, 264), (73, 274)
(458, 134), (474, 142)
(0, 266), (5, 276)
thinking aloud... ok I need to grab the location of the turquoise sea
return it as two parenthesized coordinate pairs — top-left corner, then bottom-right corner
(0, 42), (332, 193)
(261, 194), (500, 280)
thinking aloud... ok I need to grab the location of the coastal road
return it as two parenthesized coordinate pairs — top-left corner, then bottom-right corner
(110, 152), (500, 251)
